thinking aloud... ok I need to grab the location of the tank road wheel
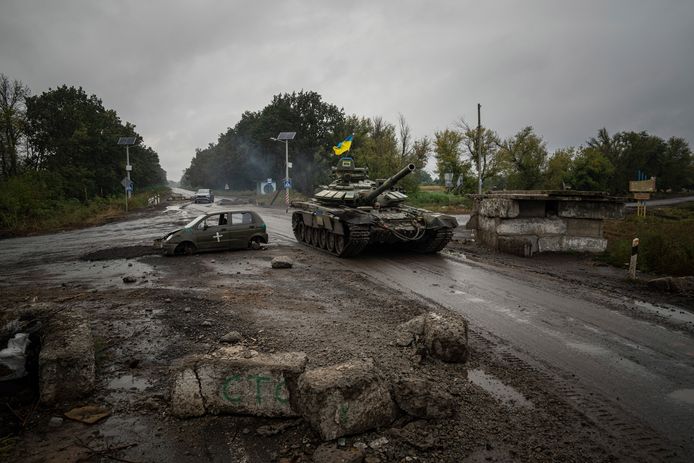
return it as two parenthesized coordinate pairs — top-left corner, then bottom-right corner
(334, 233), (346, 255)
(318, 229), (328, 249)
(294, 221), (304, 242)
(326, 232), (336, 252)
(311, 227), (320, 247)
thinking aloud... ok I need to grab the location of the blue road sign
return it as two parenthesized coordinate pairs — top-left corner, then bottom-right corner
(284, 178), (292, 188)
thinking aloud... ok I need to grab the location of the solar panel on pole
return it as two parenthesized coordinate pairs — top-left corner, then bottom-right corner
(277, 132), (296, 141)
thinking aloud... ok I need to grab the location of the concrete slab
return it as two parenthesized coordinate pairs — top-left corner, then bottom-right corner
(297, 358), (397, 440)
(39, 309), (95, 404)
(171, 347), (307, 418)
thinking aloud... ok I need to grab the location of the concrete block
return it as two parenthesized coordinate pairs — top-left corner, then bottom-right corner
(497, 218), (566, 236)
(537, 236), (563, 253)
(423, 312), (469, 363)
(498, 235), (537, 257)
(565, 218), (603, 238)
(171, 366), (205, 417)
(562, 236), (607, 253)
(171, 347), (307, 418)
(558, 201), (625, 220)
(479, 198), (519, 218)
(297, 358), (397, 440)
(517, 200), (547, 217)
(39, 310), (95, 404)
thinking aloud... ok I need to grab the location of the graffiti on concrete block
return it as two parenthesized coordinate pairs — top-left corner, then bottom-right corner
(221, 374), (289, 405)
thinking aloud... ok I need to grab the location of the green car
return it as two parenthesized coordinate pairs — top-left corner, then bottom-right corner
(156, 210), (268, 255)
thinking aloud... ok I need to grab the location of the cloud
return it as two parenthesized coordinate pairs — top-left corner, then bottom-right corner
(2, 0), (693, 179)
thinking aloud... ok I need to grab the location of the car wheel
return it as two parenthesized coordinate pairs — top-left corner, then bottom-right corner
(249, 237), (262, 250)
(175, 242), (196, 256)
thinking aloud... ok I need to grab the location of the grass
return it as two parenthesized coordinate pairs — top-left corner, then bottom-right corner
(405, 191), (472, 213)
(0, 186), (170, 237)
(601, 202), (694, 276)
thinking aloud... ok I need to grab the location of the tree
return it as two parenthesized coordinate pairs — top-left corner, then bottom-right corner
(433, 129), (472, 189)
(25, 85), (165, 198)
(544, 147), (575, 190)
(0, 74), (30, 179)
(183, 91), (345, 193)
(567, 147), (614, 191)
(657, 137), (693, 192)
(498, 127), (548, 190)
(456, 119), (502, 190)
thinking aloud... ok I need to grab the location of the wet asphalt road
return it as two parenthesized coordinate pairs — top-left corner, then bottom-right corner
(1, 196), (693, 455)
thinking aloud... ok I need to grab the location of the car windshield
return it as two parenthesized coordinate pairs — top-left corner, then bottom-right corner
(184, 215), (206, 228)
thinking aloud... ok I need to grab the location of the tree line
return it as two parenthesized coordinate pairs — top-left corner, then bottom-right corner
(0, 73), (166, 205)
(183, 91), (693, 196)
(434, 123), (693, 195)
(181, 91), (431, 193)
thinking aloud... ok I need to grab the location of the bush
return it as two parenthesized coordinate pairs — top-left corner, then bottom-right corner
(405, 191), (471, 212)
(602, 207), (694, 276)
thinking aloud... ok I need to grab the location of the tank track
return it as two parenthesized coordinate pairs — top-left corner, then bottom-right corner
(293, 214), (370, 257)
(412, 227), (454, 253)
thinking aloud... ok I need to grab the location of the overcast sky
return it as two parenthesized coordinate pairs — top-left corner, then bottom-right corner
(2, 0), (693, 180)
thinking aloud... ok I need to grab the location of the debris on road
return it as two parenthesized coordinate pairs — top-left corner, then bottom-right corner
(122, 275), (137, 283)
(392, 377), (456, 419)
(220, 330), (242, 344)
(271, 256), (293, 269)
(396, 312), (469, 363)
(64, 405), (111, 424)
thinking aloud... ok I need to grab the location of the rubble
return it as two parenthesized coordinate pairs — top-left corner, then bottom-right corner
(297, 358), (397, 440)
(271, 256), (293, 269)
(220, 331), (243, 344)
(392, 377), (456, 419)
(312, 442), (365, 463)
(395, 312), (469, 363)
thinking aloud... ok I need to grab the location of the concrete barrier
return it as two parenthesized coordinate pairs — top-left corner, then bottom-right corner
(39, 310), (95, 404)
(297, 358), (397, 440)
(171, 347), (307, 418)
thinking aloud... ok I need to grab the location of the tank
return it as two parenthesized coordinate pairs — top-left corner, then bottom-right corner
(290, 157), (458, 257)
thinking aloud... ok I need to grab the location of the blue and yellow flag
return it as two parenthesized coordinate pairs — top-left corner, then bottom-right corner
(332, 134), (353, 156)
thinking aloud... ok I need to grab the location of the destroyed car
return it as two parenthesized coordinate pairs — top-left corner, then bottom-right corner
(155, 211), (268, 255)
(194, 188), (214, 204)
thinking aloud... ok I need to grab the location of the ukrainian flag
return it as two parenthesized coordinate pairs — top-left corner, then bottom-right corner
(332, 134), (353, 156)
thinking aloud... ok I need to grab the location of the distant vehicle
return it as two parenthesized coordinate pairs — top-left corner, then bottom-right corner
(194, 189), (214, 204)
(155, 211), (268, 255)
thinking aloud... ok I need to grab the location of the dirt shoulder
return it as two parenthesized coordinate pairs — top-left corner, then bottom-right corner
(2, 242), (684, 462)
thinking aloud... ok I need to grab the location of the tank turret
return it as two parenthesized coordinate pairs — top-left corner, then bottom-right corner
(291, 157), (458, 257)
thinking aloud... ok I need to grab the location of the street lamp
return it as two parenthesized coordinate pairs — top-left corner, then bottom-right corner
(270, 132), (296, 212)
(117, 136), (136, 211)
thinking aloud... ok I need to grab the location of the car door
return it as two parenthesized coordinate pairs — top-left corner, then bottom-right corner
(227, 212), (256, 249)
(195, 214), (233, 251)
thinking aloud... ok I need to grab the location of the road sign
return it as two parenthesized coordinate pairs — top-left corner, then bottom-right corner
(633, 192), (650, 200)
(629, 178), (655, 192)
(287, 161), (293, 169)
(126, 185), (133, 193)
(121, 177), (131, 188)
(284, 178), (292, 188)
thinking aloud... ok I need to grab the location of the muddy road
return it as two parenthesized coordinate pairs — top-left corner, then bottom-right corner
(1, 197), (693, 461)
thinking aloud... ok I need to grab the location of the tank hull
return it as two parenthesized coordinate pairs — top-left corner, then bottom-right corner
(291, 202), (458, 257)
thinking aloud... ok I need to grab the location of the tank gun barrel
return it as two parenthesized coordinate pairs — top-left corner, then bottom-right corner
(361, 163), (415, 205)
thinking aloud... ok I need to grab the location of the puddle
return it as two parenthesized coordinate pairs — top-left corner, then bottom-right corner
(633, 300), (694, 325)
(667, 389), (694, 405)
(467, 369), (533, 408)
(108, 374), (152, 391)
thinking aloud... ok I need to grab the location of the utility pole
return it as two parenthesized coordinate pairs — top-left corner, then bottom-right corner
(477, 103), (482, 195)
(270, 132), (296, 213)
(117, 137), (136, 211)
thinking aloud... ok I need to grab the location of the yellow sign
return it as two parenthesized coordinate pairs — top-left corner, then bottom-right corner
(629, 178), (656, 192)
(633, 193), (650, 200)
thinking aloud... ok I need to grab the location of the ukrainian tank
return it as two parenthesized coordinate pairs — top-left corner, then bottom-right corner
(290, 157), (458, 257)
